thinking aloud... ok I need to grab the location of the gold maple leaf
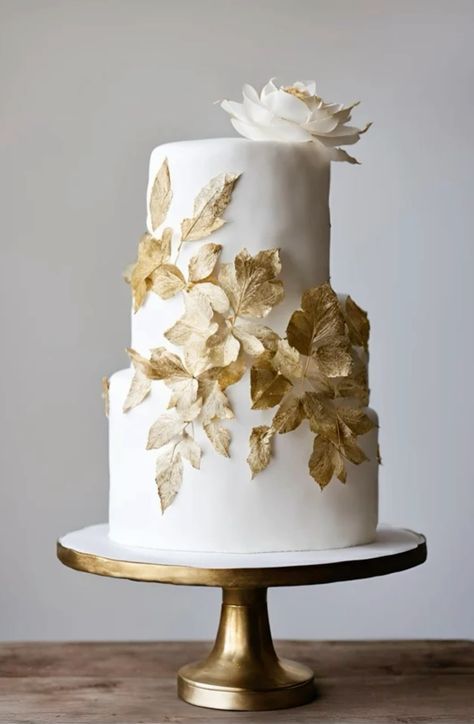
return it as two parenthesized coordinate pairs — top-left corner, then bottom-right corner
(247, 425), (273, 478)
(309, 436), (347, 489)
(149, 158), (173, 233)
(250, 357), (293, 410)
(155, 446), (183, 513)
(129, 229), (172, 312)
(181, 173), (240, 241)
(219, 248), (284, 318)
(271, 395), (305, 434)
(188, 242), (223, 282)
(344, 295), (370, 350)
(287, 283), (352, 377)
(203, 420), (231, 457)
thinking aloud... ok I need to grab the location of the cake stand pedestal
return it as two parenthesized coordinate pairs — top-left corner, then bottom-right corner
(57, 524), (426, 711)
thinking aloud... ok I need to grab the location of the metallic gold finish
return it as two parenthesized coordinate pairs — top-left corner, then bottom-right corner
(178, 587), (315, 710)
(57, 532), (427, 711)
(56, 533), (426, 588)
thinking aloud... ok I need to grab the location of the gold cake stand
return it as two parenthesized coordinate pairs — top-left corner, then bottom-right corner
(57, 524), (426, 711)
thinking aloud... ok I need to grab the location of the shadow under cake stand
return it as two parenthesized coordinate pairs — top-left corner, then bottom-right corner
(57, 524), (426, 711)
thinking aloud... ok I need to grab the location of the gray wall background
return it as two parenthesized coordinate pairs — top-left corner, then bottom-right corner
(1, 0), (473, 641)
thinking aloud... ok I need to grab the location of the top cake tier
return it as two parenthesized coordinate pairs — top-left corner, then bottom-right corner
(131, 138), (331, 354)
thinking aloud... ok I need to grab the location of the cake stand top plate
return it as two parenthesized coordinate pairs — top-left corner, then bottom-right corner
(57, 524), (426, 588)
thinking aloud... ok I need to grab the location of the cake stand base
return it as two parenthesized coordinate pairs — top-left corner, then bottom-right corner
(57, 524), (427, 711)
(177, 587), (314, 710)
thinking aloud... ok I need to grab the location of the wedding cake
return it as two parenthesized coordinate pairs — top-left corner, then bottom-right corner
(104, 79), (379, 553)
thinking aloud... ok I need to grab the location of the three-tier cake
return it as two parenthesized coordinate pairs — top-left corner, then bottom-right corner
(104, 79), (379, 553)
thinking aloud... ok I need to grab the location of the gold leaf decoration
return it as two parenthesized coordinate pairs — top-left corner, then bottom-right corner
(188, 243), (222, 282)
(120, 159), (378, 507)
(123, 351), (152, 412)
(130, 229), (172, 312)
(271, 339), (302, 379)
(178, 433), (201, 469)
(272, 396), (305, 434)
(146, 413), (186, 450)
(149, 158), (172, 232)
(200, 381), (234, 423)
(287, 283), (351, 377)
(204, 420), (231, 457)
(309, 436), (347, 489)
(155, 447), (183, 513)
(101, 376), (110, 417)
(250, 364), (292, 410)
(150, 263), (186, 299)
(165, 287), (217, 352)
(344, 295), (370, 350)
(247, 425), (273, 478)
(181, 173), (240, 241)
(219, 248), (284, 318)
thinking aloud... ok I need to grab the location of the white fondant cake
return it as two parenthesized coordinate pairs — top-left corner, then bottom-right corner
(107, 125), (379, 553)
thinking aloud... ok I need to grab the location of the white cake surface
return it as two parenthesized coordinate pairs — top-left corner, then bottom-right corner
(108, 137), (379, 553)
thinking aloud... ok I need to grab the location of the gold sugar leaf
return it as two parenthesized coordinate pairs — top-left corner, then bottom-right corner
(233, 324), (265, 357)
(155, 447), (183, 513)
(303, 392), (369, 465)
(345, 295), (370, 350)
(165, 287), (217, 349)
(287, 283), (344, 355)
(332, 357), (369, 404)
(181, 172), (240, 241)
(216, 354), (246, 389)
(130, 229), (172, 311)
(337, 407), (375, 437)
(123, 367), (151, 412)
(247, 425), (273, 478)
(205, 318), (241, 368)
(272, 339), (303, 379)
(146, 413), (185, 450)
(200, 381), (234, 423)
(194, 282), (230, 314)
(188, 243), (222, 282)
(315, 335), (352, 378)
(204, 420), (231, 457)
(101, 376), (110, 417)
(285, 310), (312, 356)
(150, 263), (186, 299)
(178, 433), (201, 469)
(337, 430), (367, 465)
(250, 365), (292, 410)
(148, 346), (189, 381)
(272, 396), (305, 434)
(301, 283), (345, 339)
(149, 158), (172, 232)
(167, 378), (201, 421)
(309, 436), (347, 489)
(218, 248), (284, 318)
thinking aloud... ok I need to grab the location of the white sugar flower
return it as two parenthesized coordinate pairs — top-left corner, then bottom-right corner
(221, 78), (371, 163)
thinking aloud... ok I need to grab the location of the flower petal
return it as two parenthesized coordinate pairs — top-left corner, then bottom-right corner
(242, 83), (260, 103)
(231, 117), (311, 143)
(305, 116), (340, 134)
(266, 89), (310, 124)
(220, 99), (247, 123)
(260, 78), (278, 101)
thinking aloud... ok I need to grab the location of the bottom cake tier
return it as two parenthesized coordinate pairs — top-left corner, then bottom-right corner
(108, 368), (379, 553)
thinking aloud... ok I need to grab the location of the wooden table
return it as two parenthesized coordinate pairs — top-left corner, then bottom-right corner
(0, 641), (472, 723)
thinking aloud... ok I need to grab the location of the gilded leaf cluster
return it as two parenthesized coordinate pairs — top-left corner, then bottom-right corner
(247, 283), (375, 488)
(122, 165), (287, 511)
(125, 159), (240, 312)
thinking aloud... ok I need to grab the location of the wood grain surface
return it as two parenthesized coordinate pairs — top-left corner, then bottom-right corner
(0, 640), (472, 723)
